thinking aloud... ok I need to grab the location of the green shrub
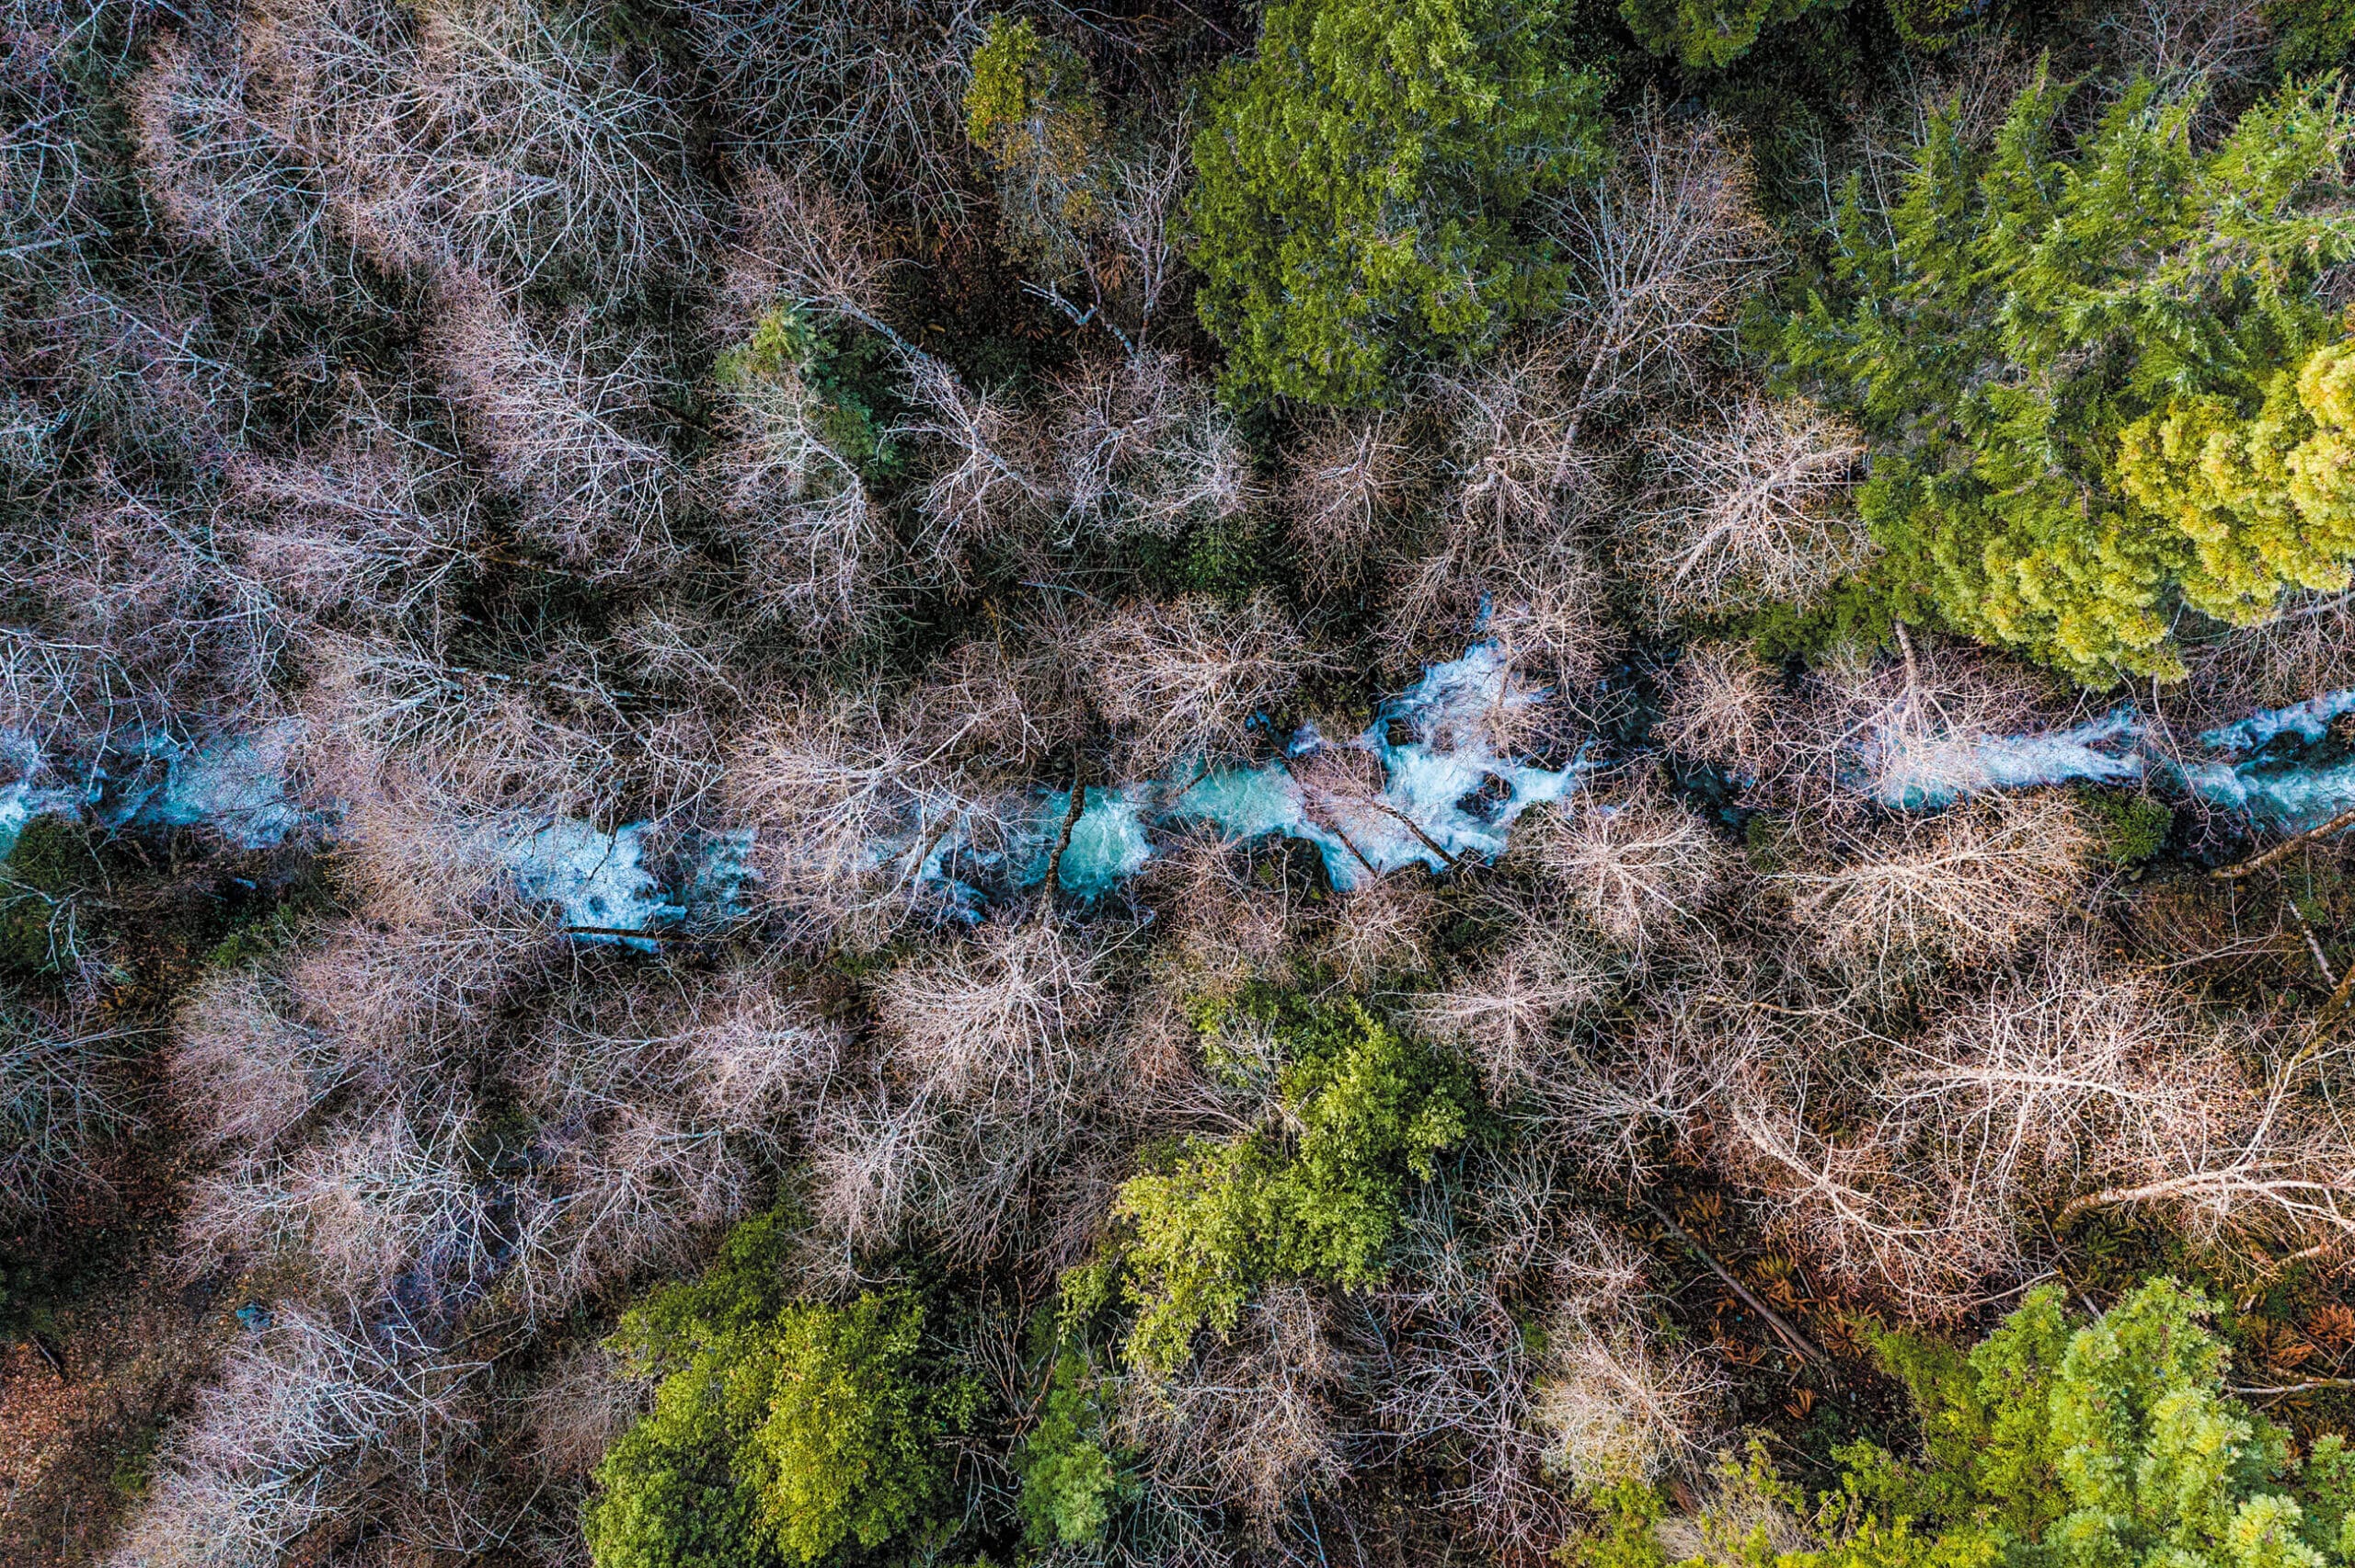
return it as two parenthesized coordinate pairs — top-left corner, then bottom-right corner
(1617, 0), (1978, 67)
(718, 306), (902, 482)
(0, 817), (99, 979)
(1580, 1279), (2355, 1568)
(2076, 788), (2170, 868)
(1846, 1278), (2355, 1568)
(586, 1213), (953, 1568)
(745, 1295), (940, 1564)
(1016, 1351), (1128, 1546)
(1881, 0), (1975, 47)
(201, 905), (301, 970)
(1731, 569), (1898, 665)
(1741, 809), (1794, 872)
(1771, 68), (2355, 683)
(964, 15), (1107, 274)
(1185, 0), (1608, 406)
(1567, 1475), (1674, 1568)
(1618, 0), (1839, 69)
(1112, 996), (1472, 1375)
(2269, 1), (2355, 74)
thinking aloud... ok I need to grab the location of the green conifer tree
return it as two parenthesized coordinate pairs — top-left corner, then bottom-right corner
(584, 1216), (955, 1568)
(1774, 68), (2355, 682)
(1576, 1279), (2355, 1568)
(1185, 0), (1608, 406)
(1618, 0), (1837, 68)
(1112, 996), (1471, 1375)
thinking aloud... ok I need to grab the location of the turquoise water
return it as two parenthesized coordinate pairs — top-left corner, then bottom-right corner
(1858, 692), (2355, 834)
(0, 724), (306, 858)
(996, 643), (1593, 898)
(501, 818), (679, 949)
(8, 652), (2353, 935)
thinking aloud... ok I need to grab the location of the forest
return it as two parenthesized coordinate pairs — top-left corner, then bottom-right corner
(11, 0), (2355, 1562)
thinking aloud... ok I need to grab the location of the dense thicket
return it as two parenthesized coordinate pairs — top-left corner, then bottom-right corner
(6, 1), (2355, 1566)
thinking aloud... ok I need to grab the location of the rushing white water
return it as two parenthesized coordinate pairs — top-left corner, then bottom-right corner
(121, 725), (309, 849)
(0, 777), (81, 860)
(0, 726), (309, 858)
(1857, 690), (2355, 834)
(1859, 710), (2149, 812)
(1031, 785), (1157, 898)
(458, 671), (2355, 933)
(501, 818), (679, 949)
(497, 821), (766, 948)
(2200, 689), (2355, 754)
(7, 653), (2352, 933)
(999, 643), (1593, 898)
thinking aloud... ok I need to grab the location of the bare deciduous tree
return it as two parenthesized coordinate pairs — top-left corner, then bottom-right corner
(106, 1308), (484, 1568)
(1535, 1313), (1724, 1492)
(2112, 0), (2271, 82)
(876, 915), (1108, 1105)
(497, 972), (845, 1310)
(146, 0), (708, 296)
(723, 167), (903, 328)
(1545, 98), (1778, 426)
(1629, 395), (1869, 622)
(186, 1096), (515, 1309)
(1706, 941), (2341, 1317)
(429, 279), (684, 576)
(1364, 1183), (1687, 1554)
(1100, 116), (1192, 345)
(1140, 830), (1299, 989)
(0, 998), (142, 1220)
(126, 28), (345, 291)
(1656, 641), (1779, 778)
(2051, 1022), (2355, 1258)
(2178, 589), (2355, 731)
(226, 439), (480, 633)
(298, 624), (713, 882)
(1384, 354), (1613, 694)
(1525, 1007), (1725, 1195)
(1411, 917), (1614, 1104)
(676, 967), (847, 1131)
(172, 967), (345, 1162)
(1763, 640), (2052, 828)
(531, 1098), (748, 1310)
(804, 1071), (1091, 1270)
(1885, 947), (2234, 1213)
(513, 1342), (649, 1481)
(1051, 351), (1257, 544)
(1317, 878), (1440, 989)
(901, 349), (1047, 574)
(1775, 793), (2093, 976)
(1078, 593), (1324, 774)
(803, 1080), (950, 1265)
(1284, 411), (1414, 598)
(391, 0), (708, 290)
(1535, 787), (1727, 955)
(282, 914), (562, 1087)
(1442, 347), (1597, 537)
(1120, 1284), (1349, 1531)
(727, 684), (1028, 947)
(683, 0), (975, 218)
(899, 636), (1089, 775)
(1722, 1049), (2024, 1317)
(28, 478), (288, 747)
(703, 326), (885, 637)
